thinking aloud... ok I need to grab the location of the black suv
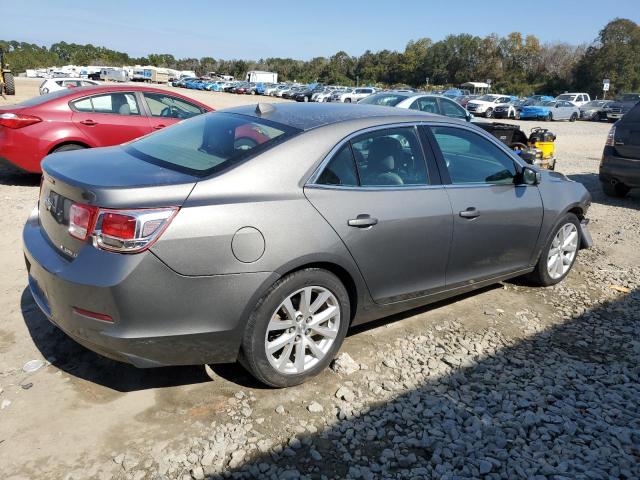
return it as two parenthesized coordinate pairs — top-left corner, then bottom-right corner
(600, 101), (640, 197)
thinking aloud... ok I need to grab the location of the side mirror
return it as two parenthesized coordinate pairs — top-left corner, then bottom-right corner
(522, 167), (541, 185)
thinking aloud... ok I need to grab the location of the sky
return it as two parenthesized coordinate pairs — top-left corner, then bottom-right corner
(2, 0), (639, 60)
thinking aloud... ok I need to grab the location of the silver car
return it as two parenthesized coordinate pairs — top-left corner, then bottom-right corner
(24, 103), (592, 387)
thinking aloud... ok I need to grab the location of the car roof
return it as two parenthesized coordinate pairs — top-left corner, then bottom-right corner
(223, 102), (455, 131)
(21, 84), (212, 110)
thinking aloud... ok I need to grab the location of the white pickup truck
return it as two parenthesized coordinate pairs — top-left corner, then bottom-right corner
(465, 94), (515, 118)
(556, 92), (591, 107)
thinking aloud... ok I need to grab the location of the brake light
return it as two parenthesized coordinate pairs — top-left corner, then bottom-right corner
(67, 203), (177, 253)
(101, 212), (137, 239)
(605, 125), (616, 146)
(69, 203), (98, 240)
(0, 112), (42, 129)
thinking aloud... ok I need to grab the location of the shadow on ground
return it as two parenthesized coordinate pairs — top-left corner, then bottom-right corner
(569, 172), (639, 209)
(20, 288), (211, 392)
(0, 165), (41, 187)
(219, 290), (640, 479)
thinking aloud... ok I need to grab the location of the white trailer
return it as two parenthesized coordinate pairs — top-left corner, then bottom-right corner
(246, 70), (278, 83)
(100, 68), (129, 82)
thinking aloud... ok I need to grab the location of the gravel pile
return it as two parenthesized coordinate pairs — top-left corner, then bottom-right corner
(106, 239), (639, 480)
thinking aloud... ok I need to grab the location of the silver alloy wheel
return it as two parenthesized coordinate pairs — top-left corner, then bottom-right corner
(265, 286), (340, 374)
(547, 223), (579, 279)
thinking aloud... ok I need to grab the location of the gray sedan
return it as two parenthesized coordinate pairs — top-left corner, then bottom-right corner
(24, 103), (592, 387)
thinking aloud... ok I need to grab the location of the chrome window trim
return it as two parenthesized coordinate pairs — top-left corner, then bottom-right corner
(306, 120), (527, 188)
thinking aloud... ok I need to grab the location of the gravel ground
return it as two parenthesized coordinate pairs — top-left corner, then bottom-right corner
(1, 78), (639, 479)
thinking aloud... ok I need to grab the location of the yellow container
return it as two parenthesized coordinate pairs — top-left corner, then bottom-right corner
(529, 140), (554, 160)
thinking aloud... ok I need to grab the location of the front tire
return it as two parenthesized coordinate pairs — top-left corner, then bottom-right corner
(545, 113), (553, 122)
(570, 113), (578, 122)
(485, 108), (493, 118)
(527, 213), (580, 286)
(240, 269), (350, 387)
(344, 98), (351, 103)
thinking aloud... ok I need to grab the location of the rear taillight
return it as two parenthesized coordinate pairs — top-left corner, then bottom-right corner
(605, 125), (616, 146)
(68, 204), (177, 253)
(0, 113), (42, 129)
(69, 203), (98, 240)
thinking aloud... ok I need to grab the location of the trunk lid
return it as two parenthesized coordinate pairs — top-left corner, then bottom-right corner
(39, 146), (197, 259)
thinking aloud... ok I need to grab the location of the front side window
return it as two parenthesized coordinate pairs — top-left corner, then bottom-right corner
(439, 98), (467, 119)
(410, 96), (439, 114)
(71, 93), (140, 115)
(126, 112), (300, 176)
(431, 126), (517, 185)
(351, 127), (429, 187)
(142, 92), (205, 119)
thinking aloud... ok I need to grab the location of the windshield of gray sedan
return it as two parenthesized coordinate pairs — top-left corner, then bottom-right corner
(358, 93), (411, 106)
(126, 112), (300, 176)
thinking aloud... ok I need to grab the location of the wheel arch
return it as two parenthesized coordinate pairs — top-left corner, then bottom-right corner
(48, 140), (91, 155)
(277, 259), (363, 323)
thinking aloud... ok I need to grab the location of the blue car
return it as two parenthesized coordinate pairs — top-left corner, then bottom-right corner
(520, 101), (580, 121)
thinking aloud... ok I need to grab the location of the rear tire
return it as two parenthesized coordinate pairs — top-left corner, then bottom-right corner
(570, 113), (578, 122)
(4, 73), (15, 95)
(526, 213), (580, 286)
(344, 98), (352, 103)
(51, 144), (86, 154)
(601, 181), (630, 198)
(515, 111), (521, 120)
(240, 268), (350, 388)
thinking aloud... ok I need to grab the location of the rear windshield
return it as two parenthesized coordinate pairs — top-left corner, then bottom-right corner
(18, 88), (75, 107)
(125, 112), (301, 176)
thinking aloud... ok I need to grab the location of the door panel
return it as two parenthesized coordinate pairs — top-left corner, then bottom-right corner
(444, 185), (543, 285)
(71, 92), (151, 146)
(428, 125), (544, 285)
(305, 186), (453, 303)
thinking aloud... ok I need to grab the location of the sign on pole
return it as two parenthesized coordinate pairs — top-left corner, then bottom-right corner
(603, 78), (610, 99)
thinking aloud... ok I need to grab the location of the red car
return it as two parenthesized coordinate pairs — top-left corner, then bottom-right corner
(0, 85), (212, 173)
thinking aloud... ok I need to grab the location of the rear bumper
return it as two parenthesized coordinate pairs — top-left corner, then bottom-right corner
(23, 208), (278, 367)
(599, 147), (640, 188)
(0, 128), (43, 173)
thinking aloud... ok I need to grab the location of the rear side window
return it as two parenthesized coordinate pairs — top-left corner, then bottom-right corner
(126, 112), (300, 176)
(431, 126), (517, 185)
(351, 127), (429, 186)
(316, 144), (358, 186)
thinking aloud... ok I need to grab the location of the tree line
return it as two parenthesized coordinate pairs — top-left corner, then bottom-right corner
(2, 18), (638, 97)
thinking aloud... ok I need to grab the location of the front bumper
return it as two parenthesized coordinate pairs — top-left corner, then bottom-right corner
(23, 208), (278, 367)
(579, 219), (593, 249)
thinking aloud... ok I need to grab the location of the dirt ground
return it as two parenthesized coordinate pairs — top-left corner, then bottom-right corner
(0, 78), (638, 479)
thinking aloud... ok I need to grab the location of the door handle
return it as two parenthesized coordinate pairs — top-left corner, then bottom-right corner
(153, 124), (166, 130)
(348, 215), (378, 228)
(459, 207), (480, 219)
(80, 119), (97, 126)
